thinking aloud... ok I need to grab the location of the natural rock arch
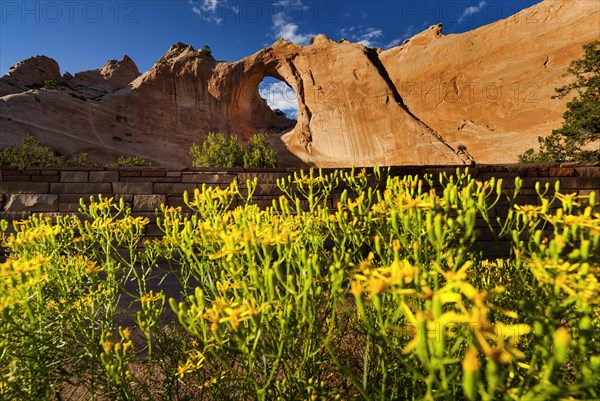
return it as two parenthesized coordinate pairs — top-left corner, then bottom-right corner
(258, 76), (299, 120)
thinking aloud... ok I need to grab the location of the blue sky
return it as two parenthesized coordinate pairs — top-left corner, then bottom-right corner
(1, 0), (540, 117)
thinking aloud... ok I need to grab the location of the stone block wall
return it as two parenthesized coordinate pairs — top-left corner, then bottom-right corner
(1, 164), (599, 256)
(0, 168), (297, 237)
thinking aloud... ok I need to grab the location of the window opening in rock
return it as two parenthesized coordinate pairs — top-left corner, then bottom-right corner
(258, 76), (299, 121)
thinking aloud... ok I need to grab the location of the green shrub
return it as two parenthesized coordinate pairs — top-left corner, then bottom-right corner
(190, 132), (244, 168)
(42, 80), (58, 90)
(243, 133), (278, 168)
(0, 134), (61, 167)
(273, 108), (287, 118)
(108, 155), (152, 167)
(0, 135), (94, 167)
(190, 132), (277, 168)
(201, 44), (212, 57)
(65, 152), (89, 166)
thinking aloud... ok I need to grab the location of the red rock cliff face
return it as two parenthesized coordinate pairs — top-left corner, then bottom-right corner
(380, 0), (600, 163)
(0, 0), (597, 167)
(232, 36), (466, 167)
(0, 56), (61, 96)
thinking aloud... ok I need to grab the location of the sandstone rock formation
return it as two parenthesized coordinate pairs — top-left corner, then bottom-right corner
(381, 0), (600, 162)
(0, 55), (61, 97)
(0, 0), (598, 167)
(214, 35), (466, 166)
(0, 43), (298, 166)
(68, 55), (141, 97)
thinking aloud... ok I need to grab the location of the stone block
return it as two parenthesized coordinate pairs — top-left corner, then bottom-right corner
(150, 177), (182, 183)
(518, 166), (548, 178)
(133, 194), (166, 211)
(253, 184), (282, 196)
(548, 167), (576, 178)
(49, 183), (112, 194)
(32, 174), (60, 182)
(574, 167), (600, 178)
(0, 211), (33, 225)
(115, 194), (133, 203)
(0, 182), (49, 194)
(119, 171), (142, 177)
(61, 194), (96, 203)
(59, 203), (81, 213)
(166, 196), (187, 208)
(22, 170), (42, 176)
(144, 223), (164, 237)
(90, 171), (119, 183)
(559, 177), (600, 192)
(141, 171), (166, 177)
(0, 168), (20, 174)
(181, 172), (236, 184)
(154, 183), (199, 195)
(113, 182), (153, 194)
(513, 195), (539, 206)
(2, 173), (30, 182)
(249, 196), (277, 209)
(3, 194), (59, 212)
(120, 177), (160, 182)
(238, 172), (290, 184)
(60, 171), (89, 182)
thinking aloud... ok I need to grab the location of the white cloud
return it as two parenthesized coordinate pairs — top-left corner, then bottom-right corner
(459, 1), (487, 24)
(259, 81), (299, 119)
(273, 0), (305, 7)
(189, 0), (225, 24)
(385, 38), (403, 49)
(384, 25), (416, 49)
(272, 11), (314, 45)
(270, 0), (314, 45)
(203, 0), (218, 13)
(357, 28), (383, 47)
(340, 26), (385, 48)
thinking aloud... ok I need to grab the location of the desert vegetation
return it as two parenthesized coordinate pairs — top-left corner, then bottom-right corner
(521, 40), (599, 163)
(0, 134), (152, 168)
(0, 134), (89, 167)
(1, 131), (281, 169)
(108, 155), (153, 168)
(42, 79), (60, 90)
(1, 168), (598, 400)
(201, 45), (212, 58)
(190, 132), (277, 168)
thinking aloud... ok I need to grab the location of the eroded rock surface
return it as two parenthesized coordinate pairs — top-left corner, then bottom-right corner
(381, 0), (600, 162)
(1, 0), (598, 167)
(0, 56), (61, 96)
(67, 55), (141, 98)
